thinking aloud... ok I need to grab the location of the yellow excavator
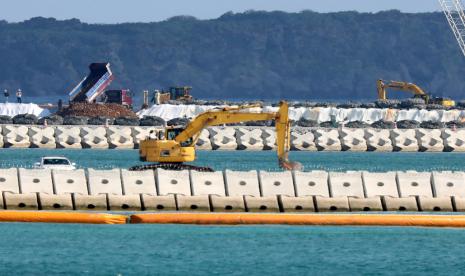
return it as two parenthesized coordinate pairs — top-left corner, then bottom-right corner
(131, 101), (302, 171)
(377, 79), (455, 107)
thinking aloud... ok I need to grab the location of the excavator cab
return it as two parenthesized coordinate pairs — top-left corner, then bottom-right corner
(139, 127), (196, 163)
(165, 128), (193, 147)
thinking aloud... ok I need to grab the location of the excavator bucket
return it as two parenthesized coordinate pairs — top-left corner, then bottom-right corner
(278, 153), (303, 171)
(279, 159), (303, 171)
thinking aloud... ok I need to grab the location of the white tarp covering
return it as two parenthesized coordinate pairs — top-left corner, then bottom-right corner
(137, 104), (465, 123)
(0, 103), (50, 118)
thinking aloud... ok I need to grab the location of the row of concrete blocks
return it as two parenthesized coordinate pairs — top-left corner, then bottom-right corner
(1, 193), (464, 212)
(2, 125), (465, 152)
(227, 127), (465, 152)
(1, 168), (465, 212)
(0, 125), (153, 149)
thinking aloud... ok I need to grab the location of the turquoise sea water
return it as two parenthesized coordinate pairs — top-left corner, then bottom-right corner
(1, 223), (465, 275)
(1, 149), (465, 275)
(1, 148), (465, 172)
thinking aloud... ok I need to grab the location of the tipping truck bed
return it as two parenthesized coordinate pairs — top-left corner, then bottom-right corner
(68, 63), (114, 102)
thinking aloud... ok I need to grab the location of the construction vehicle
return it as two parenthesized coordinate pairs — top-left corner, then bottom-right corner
(69, 63), (114, 103)
(154, 86), (193, 104)
(130, 101), (301, 171)
(102, 89), (133, 109)
(377, 79), (456, 107)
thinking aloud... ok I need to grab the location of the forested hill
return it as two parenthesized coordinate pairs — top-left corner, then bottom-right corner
(0, 10), (465, 101)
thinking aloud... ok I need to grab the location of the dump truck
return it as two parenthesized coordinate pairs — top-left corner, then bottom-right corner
(103, 90), (133, 109)
(68, 63), (114, 103)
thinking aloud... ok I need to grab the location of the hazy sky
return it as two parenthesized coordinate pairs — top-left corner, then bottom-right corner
(1, 0), (442, 24)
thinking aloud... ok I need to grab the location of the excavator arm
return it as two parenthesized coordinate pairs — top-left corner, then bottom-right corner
(377, 79), (428, 101)
(173, 101), (301, 170)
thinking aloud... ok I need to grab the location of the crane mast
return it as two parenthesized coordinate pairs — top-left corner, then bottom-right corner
(439, 0), (465, 57)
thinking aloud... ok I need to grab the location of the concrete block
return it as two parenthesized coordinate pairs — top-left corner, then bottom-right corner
(225, 170), (260, 197)
(29, 126), (56, 148)
(383, 196), (418, 211)
(280, 196), (315, 212)
(55, 126), (82, 149)
(81, 126), (109, 149)
(235, 127), (264, 150)
(19, 168), (53, 194)
(329, 171), (364, 197)
(131, 126), (154, 148)
(432, 171), (465, 197)
(313, 129), (342, 151)
(88, 169), (122, 195)
(293, 170), (329, 197)
(107, 126), (134, 149)
(73, 194), (107, 210)
(314, 196), (350, 212)
(108, 194), (142, 211)
(210, 195), (245, 212)
(156, 169), (191, 196)
(442, 129), (465, 152)
(53, 169), (88, 195)
(196, 129), (212, 150)
(363, 171), (399, 197)
(121, 169), (156, 195)
(4, 192), (37, 210)
(190, 171), (225, 196)
(259, 171), (295, 197)
(176, 195), (210, 212)
(244, 196), (280, 213)
(416, 129), (444, 152)
(348, 197), (383, 211)
(397, 171), (433, 197)
(209, 127), (237, 150)
(339, 128), (367, 151)
(39, 193), (73, 210)
(0, 127), (4, 148)
(142, 194), (176, 211)
(0, 168), (19, 193)
(418, 196), (453, 212)
(290, 129), (317, 151)
(391, 129), (419, 152)
(2, 125), (30, 148)
(365, 129), (393, 152)
(262, 128), (277, 150)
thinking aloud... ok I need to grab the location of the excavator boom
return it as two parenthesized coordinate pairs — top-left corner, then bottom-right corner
(377, 79), (427, 100)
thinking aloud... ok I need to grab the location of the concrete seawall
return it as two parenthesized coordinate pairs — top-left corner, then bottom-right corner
(1, 168), (465, 212)
(1, 125), (465, 152)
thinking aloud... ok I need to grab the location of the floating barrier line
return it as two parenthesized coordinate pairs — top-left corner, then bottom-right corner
(0, 211), (127, 224)
(130, 213), (465, 228)
(3, 211), (465, 227)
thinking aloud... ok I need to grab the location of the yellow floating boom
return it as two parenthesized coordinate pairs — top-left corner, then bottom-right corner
(0, 211), (127, 224)
(130, 213), (465, 228)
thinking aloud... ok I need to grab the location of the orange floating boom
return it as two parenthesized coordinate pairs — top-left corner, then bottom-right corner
(130, 213), (465, 228)
(0, 211), (127, 224)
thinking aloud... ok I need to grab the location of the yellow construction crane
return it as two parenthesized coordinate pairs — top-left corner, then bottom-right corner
(377, 79), (455, 107)
(131, 101), (301, 171)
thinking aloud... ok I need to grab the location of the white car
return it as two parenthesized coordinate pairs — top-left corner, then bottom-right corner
(34, 156), (76, 170)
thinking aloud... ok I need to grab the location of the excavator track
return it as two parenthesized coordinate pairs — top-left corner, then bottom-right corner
(129, 163), (214, 172)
